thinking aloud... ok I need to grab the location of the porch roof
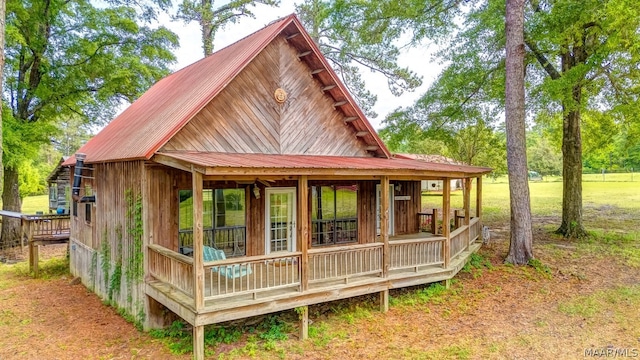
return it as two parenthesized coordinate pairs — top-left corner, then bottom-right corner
(153, 151), (492, 178)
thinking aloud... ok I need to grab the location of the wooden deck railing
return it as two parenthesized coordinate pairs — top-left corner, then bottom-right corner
(469, 217), (481, 244)
(418, 212), (435, 233)
(203, 252), (301, 300)
(148, 244), (194, 297)
(179, 226), (246, 257)
(449, 226), (469, 259)
(23, 214), (71, 240)
(389, 236), (446, 271)
(308, 243), (383, 284)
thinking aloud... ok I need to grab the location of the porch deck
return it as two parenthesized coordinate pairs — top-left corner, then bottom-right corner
(146, 218), (481, 326)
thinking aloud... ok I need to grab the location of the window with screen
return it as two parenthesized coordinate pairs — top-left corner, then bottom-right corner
(311, 184), (358, 246)
(178, 188), (246, 257)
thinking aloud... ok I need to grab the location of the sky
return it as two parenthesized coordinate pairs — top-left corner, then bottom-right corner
(158, 0), (443, 130)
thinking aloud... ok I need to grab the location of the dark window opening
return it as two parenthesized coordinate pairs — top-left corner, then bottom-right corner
(178, 188), (246, 257)
(72, 201), (78, 217)
(85, 203), (92, 223)
(311, 184), (358, 246)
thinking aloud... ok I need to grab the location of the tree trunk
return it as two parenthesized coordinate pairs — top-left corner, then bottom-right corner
(201, 0), (213, 56)
(1, 166), (22, 249)
(0, 0), (6, 192)
(504, 0), (533, 265)
(556, 85), (586, 238)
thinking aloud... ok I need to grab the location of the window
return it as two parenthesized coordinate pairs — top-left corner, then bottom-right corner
(85, 203), (92, 223)
(178, 188), (246, 257)
(311, 184), (358, 246)
(72, 201), (78, 217)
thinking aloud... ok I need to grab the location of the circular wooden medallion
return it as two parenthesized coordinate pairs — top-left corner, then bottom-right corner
(274, 88), (287, 103)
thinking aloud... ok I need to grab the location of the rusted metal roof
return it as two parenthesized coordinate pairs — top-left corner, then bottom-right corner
(394, 153), (463, 165)
(69, 14), (391, 165)
(154, 151), (492, 177)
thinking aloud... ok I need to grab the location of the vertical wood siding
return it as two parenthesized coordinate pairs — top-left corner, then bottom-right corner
(161, 36), (370, 157)
(393, 181), (422, 235)
(69, 161), (145, 320)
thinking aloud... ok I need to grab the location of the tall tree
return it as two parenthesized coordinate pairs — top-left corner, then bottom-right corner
(382, 0), (640, 238)
(504, 0), (533, 264)
(296, 0), (423, 117)
(1, 0), (178, 248)
(176, 0), (279, 56)
(0, 0), (5, 198)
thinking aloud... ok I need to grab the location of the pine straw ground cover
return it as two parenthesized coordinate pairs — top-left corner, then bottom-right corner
(1, 185), (639, 359)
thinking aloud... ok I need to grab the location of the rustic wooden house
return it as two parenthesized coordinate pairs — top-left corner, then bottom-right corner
(46, 156), (70, 214)
(65, 14), (490, 359)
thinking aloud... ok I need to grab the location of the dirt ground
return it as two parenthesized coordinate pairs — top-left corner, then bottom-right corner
(1, 220), (639, 359)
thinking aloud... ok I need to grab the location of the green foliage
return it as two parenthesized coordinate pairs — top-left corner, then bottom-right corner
(149, 321), (193, 355)
(175, 0), (279, 56)
(125, 190), (144, 285)
(100, 230), (111, 290)
(462, 252), (493, 277)
(527, 259), (552, 278)
(108, 225), (124, 302)
(296, 0), (422, 117)
(390, 282), (451, 307)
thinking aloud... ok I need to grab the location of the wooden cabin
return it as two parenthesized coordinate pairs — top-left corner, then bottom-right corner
(46, 157), (71, 214)
(64, 14), (491, 359)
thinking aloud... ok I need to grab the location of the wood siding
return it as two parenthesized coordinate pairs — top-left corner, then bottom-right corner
(357, 181), (377, 244)
(161, 36), (370, 157)
(393, 181), (422, 235)
(69, 161), (145, 319)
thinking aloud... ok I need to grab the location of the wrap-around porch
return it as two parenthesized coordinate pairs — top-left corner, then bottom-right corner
(143, 165), (485, 328)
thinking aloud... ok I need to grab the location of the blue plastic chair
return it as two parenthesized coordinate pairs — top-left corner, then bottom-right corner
(203, 246), (252, 279)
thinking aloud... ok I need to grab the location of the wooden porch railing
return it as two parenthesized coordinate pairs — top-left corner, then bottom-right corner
(449, 226), (469, 259)
(203, 252), (301, 300)
(389, 237), (446, 271)
(308, 243), (383, 284)
(179, 226), (246, 257)
(469, 217), (481, 244)
(148, 244), (194, 297)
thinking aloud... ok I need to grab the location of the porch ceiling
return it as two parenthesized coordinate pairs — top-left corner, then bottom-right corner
(152, 151), (492, 178)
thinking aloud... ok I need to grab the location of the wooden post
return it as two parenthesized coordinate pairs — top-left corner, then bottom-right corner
(299, 305), (309, 340)
(464, 178), (472, 250)
(193, 325), (204, 360)
(454, 209), (461, 229)
(442, 179), (451, 269)
(476, 176), (483, 219)
(192, 169), (204, 310)
(431, 208), (438, 235)
(380, 176), (390, 278)
(379, 289), (389, 313)
(298, 176), (309, 292)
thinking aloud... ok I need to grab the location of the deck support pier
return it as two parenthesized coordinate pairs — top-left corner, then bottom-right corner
(193, 325), (204, 360)
(379, 290), (389, 313)
(298, 306), (309, 340)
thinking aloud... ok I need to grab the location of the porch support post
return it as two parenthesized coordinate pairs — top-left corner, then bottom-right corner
(143, 163), (163, 330)
(431, 208), (438, 235)
(298, 305), (309, 340)
(298, 176), (309, 292)
(442, 178), (451, 269)
(193, 325), (204, 360)
(380, 176), (390, 278)
(192, 168), (204, 310)
(379, 289), (389, 313)
(464, 178), (472, 250)
(476, 176), (483, 219)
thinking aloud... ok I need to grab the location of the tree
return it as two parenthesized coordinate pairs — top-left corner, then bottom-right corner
(1, 0), (178, 249)
(381, 0), (640, 238)
(0, 0), (6, 202)
(176, 0), (279, 56)
(296, 0), (423, 117)
(527, 129), (561, 178)
(504, 0), (533, 264)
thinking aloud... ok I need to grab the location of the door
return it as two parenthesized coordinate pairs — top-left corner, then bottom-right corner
(265, 188), (297, 254)
(376, 184), (395, 236)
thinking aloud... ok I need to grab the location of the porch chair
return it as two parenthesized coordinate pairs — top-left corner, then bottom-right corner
(203, 246), (252, 279)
